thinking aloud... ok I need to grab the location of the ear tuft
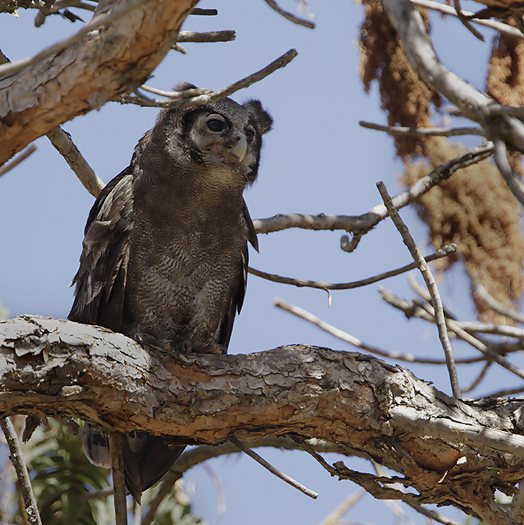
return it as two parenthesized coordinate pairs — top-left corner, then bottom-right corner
(245, 99), (273, 135)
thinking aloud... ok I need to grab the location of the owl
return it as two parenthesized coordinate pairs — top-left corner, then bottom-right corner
(69, 83), (273, 501)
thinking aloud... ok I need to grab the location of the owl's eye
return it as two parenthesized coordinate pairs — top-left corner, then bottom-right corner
(206, 115), (226, 132)
(245, 126), (255, 144)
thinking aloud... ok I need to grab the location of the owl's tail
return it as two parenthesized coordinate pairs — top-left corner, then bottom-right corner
(83, 424), (185, 502)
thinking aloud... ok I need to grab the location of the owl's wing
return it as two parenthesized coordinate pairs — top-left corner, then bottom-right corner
(68, 169), (134, 331)
(217, 199), (258, 350)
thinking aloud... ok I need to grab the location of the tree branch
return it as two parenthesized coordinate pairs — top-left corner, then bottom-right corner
(176, 30), (236, 43)
(493, 139), (524, 207)
(118, 49), (298, 109)
(382, 0), (524, 153)
(263, 0), (315, 29)
(0, 0), (198, 164)
(360, 121), (486, 137)
(109, 433), (128, 525)
(229, 435), (318, 499)
(377, 181), (461, 399)
(248, 244), (456, 291)
(0, 417), (42, 525)
(380, 287), (524, 380)
(474, 284), (524, 325)
(253, 143), (493, 235)
(1, 315), (524, 524)
(0, 145), (36, 177)
(46, 126), (104, 197)
(410, 0), (524, 40)
(273, 297), (486, 365)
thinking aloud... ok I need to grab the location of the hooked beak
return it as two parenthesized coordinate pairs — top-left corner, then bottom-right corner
(228, 134), (248, 162)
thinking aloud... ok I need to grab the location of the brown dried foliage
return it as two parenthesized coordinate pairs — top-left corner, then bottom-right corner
(402, 137), (524, 323)
(488, 31), (524, 108)
(359, 3), (524, 320)
(488, 31), (524, 179)
(358, 0), (441, 158)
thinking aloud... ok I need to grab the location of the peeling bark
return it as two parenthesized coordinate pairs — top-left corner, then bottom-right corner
(0, 0), (197, 165)
(1, 314), (524, 523)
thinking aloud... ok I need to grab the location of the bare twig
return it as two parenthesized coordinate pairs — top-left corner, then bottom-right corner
(138, 85), (211, 99)
(172, 43), (187, 54)
(362, 461), (449, 525)
(177, 30), (236, 42)
(0, 145), (37, 178)
(377, 182), (461, 399)
(34, 0), (89, 27)
(493, 139), (524, 207)
(413, 299), (524, 380)
(0, 418), (42, 525)
(190, 8), (217, 15)
(412, 275), (524, 337)
(230, 436), (318, 499)
(253, 143), (493, 235)
(340, 231), (364, 253)
(91, 436), (346, 512)
(410, 0), (524, 39)
(462, 362), (491, 394)
(406, 503), (463, 525)
(407, 274), (458, 320)
(202, 464), (226, 525)
(46, 127), (105, 197)
(0, 0), (152, 80)
(274, 297), (483, 365)
(174, 437), (346, 471)
(485, 386), (524, 398)
(475, 284), (524, 325)
(109, 433), (128, 525)
(445, 322), (524, 339)
(119, 49), (298, 108)
(360, 121), (485, 137)
(249, 245), (456, 291)
(89, 436), (337, 521)
(452, 0), (484, 40)
(263, 0), (315, 28)
(317, 489), (366, 525)
(380, 287), (524, 357)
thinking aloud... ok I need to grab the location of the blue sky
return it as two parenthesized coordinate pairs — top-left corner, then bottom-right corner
(0, 1), (521, 524)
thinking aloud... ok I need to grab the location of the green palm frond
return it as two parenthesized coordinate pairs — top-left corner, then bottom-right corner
(19, 420), (112, 525)
(4, 419), (207, 525)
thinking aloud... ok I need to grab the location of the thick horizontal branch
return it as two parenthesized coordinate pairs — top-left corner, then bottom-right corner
(0, 0), (197, 164)
(1, 315), (524, 522)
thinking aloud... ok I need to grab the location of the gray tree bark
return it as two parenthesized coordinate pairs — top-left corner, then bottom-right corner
(1, 314), (524, 525)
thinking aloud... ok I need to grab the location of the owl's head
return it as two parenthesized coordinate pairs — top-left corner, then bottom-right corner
(147, 83), (273, 186)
